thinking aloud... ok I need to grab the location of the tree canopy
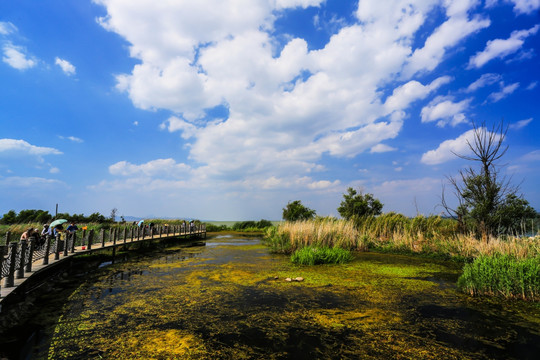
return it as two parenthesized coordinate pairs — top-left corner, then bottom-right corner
(282, 200), (316, 221)
(337, 188), (383, 220)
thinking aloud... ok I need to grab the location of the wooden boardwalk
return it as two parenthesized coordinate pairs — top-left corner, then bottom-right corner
(0, 224), (206, 305)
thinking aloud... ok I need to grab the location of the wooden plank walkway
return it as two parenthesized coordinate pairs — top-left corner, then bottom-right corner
(0, 226), (206, 305)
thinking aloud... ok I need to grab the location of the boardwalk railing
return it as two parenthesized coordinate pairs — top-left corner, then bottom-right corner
(1, 223), (206, 295)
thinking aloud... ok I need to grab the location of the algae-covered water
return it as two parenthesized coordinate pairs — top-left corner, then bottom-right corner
(14, 236), (540, 359)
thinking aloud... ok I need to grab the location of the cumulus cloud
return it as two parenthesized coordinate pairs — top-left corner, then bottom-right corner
(0, 139), (62, 158)
(2, 43), (36, 70)
(384, 76), (452, 112)
(421, 97), (471, 127)
(91, 0), (520, 195)
(421, 128), (499, 165)
(55, 57), (76, 75)
(468, 25), (539, 68)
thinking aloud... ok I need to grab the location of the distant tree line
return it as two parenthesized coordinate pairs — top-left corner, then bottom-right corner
(0, 209), (112, 225)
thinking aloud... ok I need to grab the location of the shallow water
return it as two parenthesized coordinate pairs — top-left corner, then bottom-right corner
(15, 237), (540, 359)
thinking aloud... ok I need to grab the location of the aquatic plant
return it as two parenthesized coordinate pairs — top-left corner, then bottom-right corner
(290, 246), (353, 265)
(457, 254), (540, 300)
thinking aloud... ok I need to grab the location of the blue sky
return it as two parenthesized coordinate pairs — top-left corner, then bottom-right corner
(1, 0), (539, 221)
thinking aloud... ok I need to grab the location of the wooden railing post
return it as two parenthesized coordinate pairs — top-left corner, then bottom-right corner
(43, 235), (51, 265)
(159, 226), (163, 238)
(26, 238), (35, 272)
(113, 228), (117, 245)
(5, 242), (17, 287)
(0, 245), (4, 293)
(17, 240), (27, 279)
(101, 229), (105, 247)
(54, 234), (61, 260)
(64, 234), (70, 257)
(80, 229), (87, 251)
(4, 231), (11, 247)
(123, 227), (127, 244)
(88, 229), (94, 250)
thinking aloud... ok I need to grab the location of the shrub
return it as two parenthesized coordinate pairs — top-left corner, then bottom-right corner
(291, 246), (353, 265)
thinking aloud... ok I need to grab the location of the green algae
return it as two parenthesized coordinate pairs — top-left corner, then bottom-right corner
(18, 237), (540, 359)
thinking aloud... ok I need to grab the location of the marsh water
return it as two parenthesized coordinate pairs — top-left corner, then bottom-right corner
(7, 235), (540, 359)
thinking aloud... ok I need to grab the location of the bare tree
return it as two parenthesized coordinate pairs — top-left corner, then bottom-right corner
(441, 120), (517, 241)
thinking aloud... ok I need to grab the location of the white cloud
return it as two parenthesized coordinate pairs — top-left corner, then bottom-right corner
(421, 128), (499, 165)
(109, 158), (192, 178)
(510, 117), (533, 130)
(508, 0), (540, 14)
(468, 25), (540, 68)
(384, 76), (452, 112)
(486, 1), (540, 14)
(370, 144), (397, 153)
(421, 97), (471, 127)
(55, 57), (76, 76)
(0, 21), (17, 35)
(59, 135), (84, 143)
(465, 73), (502, 92)
(92, 0), (522, 198)
(487, 82), (519, 102)
(403, 7), (490, 76)
(0, 139), (62, 157)
(0, 176), (64, 188)
(521, 149), (540, 162)
(2, 43), (36, 70)
(526, 81), (537, 90)
(275, 0), (325, 10)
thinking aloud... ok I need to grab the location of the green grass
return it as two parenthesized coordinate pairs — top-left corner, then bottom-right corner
(290, 246), (353, 265)
(457, 254), (540, 300)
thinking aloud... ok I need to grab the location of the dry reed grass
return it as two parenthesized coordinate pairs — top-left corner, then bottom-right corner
(270, 215), (539, 260)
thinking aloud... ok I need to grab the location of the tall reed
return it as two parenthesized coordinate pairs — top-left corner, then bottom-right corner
(264, 218), (366, 254)
(458, 255), (540, 300)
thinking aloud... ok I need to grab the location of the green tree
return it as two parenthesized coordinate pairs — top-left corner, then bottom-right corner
(442, 120), (536, 239)
(494, 194), (538, 234)
(282, 200), (316, 221)
(337, 187), (383, 220)
(0, 210), (17, 224)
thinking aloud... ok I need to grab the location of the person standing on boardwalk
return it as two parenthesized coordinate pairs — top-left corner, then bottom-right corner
(66, 222), (79, 235)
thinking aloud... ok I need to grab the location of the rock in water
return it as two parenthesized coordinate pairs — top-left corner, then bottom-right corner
(295, 277), (304, 282)
(284, 277), (292, 282)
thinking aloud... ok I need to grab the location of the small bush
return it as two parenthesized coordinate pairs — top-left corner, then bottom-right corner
(457, 254), (540, 300)
(291, 246), (353, 265)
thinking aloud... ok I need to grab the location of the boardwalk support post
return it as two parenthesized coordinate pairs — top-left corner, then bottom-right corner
(26, 238), (35, 273)
(43, 236), (51, 265)
(88, 229), (94, 250)
(5, 243), (17, 288)
(54, 235), (61, 260)
(17, 240), (27, 279)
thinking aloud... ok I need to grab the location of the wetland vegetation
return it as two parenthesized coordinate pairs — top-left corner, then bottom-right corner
(2, 235), (539, 359)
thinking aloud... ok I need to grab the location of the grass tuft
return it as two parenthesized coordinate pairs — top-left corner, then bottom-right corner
(290, 246), (353, 265)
